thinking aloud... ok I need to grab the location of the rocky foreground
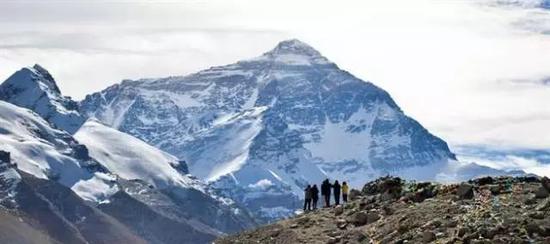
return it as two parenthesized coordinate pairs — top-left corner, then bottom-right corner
(217, 176), (550, 244)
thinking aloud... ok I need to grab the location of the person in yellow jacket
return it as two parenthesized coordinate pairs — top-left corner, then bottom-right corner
(342, 181), (349, 203)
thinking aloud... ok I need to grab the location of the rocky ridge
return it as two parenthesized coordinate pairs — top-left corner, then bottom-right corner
(218, 175), (550, 243)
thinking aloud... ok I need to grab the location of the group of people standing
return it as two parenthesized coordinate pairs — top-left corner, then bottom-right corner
(303, 179), (349, 211)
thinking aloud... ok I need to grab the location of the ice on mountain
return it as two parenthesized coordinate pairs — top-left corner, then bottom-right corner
(74, 119), (197, 190)
(0, 101), (116, 203)
(71, 172), (119, 203)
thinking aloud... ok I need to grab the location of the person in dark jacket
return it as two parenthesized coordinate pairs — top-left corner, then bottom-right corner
(333, 180), (341, 205)
(311, 184), (319, 209)
(303, 185), (312, 211)
(321, 179), (331, 207)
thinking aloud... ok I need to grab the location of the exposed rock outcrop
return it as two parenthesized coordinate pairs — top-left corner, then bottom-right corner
(218, 176), (550, 243)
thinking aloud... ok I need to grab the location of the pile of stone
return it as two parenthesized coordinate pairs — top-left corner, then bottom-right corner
(218, 175), (550, 244)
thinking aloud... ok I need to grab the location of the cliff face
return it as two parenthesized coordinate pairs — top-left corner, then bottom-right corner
(218, 176), (550, 244)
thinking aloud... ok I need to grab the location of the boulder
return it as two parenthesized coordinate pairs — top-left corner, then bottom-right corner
(473, 176), (494, 186)
(362, 176), (402, 198)
(336, 219), (347, 229)
(421, 231), (436, 243)
(541, 177), (550, 192)
(347, 211), (368, 226)
(535, 186), (549, 199)
(366, 212), (381, 224)
(456, 183), (474, 200)
(342, 229), (367, 242)
(334, 205), (344, 216)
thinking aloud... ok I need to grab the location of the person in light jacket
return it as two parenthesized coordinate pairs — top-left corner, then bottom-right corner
(342, 181), (349, 203)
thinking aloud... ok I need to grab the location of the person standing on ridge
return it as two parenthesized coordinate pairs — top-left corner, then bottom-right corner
(342, 181), (349, 203)
(303, 185), (312, 211)
(321, 179), (331, 207)
(333, 180), (341, 205)
(311, 184), (319, 209)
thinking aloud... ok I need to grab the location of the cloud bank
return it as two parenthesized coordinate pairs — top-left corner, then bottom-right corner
(1, 0), (550, 151)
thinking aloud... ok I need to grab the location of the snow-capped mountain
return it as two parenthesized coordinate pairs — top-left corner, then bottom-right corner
(0, 66), (257, 242)
(80, 39), (501, 222)
(0, 64), (85, 134)
(0, 100), (115, 202)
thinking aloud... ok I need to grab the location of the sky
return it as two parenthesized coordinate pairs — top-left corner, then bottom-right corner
(1, 0), (550, 159)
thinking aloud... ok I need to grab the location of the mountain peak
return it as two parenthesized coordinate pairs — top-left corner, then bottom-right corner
(256, 39), (330, 65)
(1, 64), (60, 96)
(268, 39), (321, 57)
(0, 64), (85, 134)
(28, 64), (60, 94)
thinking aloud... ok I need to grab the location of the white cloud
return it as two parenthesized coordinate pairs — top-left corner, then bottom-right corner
(1, 0), (550, 150)
(458, 154), (550, 177)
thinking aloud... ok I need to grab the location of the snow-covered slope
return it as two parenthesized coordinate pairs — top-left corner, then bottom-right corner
(80, 39), (484, 222)
(0, 101), (116, 202)
(73, 120), (257, 235)
(0, 100), (116, 202)
(0, 64), (85, 134)
(75, 119), (194, 189)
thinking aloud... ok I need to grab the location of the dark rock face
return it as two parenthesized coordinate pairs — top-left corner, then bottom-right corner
(171, 160), (190, 175)
(99, 191), (217, 244)
(98, 178), (256, 243)
(71, 144), (90, 160)
(0, 151), (9, 164)
(0, 210), (58, 244)
(9, 171), (146, 244)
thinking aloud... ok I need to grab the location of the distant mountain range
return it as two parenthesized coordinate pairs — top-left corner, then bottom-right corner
(0, 39), (523, 243)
